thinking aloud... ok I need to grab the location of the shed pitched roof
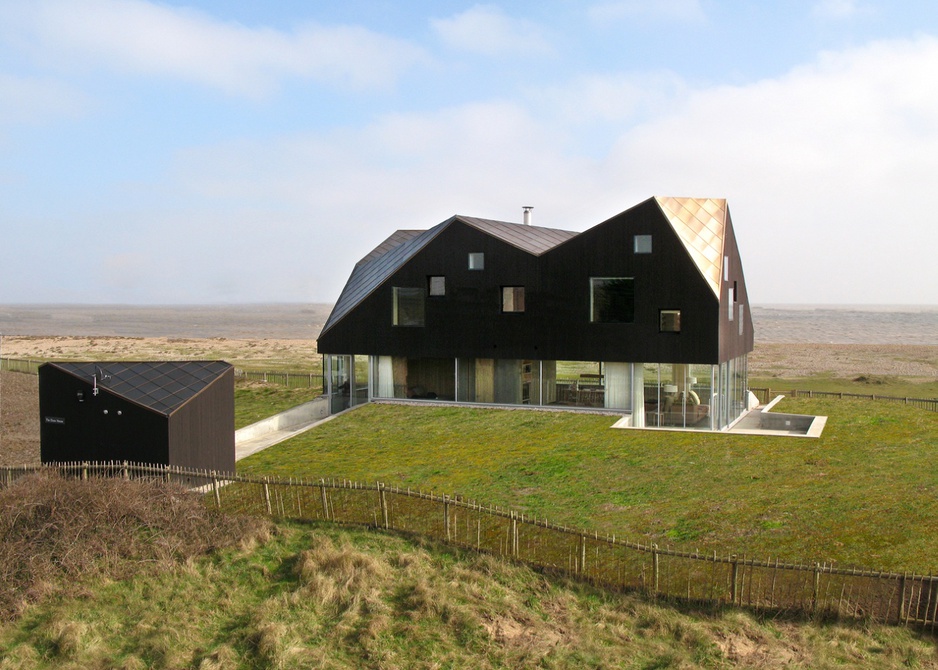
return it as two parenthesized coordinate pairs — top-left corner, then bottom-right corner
(48, 361), (231, 415)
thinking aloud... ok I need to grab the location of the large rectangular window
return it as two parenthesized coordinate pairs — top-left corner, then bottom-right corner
(392, 287), (426, 326)
(502, 286), (525, 312)
(590, 278), (634, 323)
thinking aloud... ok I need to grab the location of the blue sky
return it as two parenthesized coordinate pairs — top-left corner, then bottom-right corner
(1, 0), (937, 305)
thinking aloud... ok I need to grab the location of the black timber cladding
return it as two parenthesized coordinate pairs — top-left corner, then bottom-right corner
(39, 361), (234, 472)
(318, 197), (754, 365)
(322, 216), (579, 334)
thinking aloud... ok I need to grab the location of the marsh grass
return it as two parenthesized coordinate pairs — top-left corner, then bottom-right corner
(238, 396), (938, 573)
(3, 518), (938, 669)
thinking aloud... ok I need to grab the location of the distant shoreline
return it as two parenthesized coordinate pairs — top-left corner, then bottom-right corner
(1, 303), (936, 345)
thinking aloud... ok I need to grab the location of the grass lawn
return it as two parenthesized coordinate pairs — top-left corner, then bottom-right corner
(234, 381), (320, 429)
(238, 397), (938, 574)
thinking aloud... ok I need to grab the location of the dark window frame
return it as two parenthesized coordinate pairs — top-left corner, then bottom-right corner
(659, 309), (681, 333)
(501, 286), (525, 313)
(392, 287), (426, 327)
(590, 277), (635, 323)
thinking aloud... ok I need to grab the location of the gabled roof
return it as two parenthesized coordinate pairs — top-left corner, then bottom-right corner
(321, 199), (735, 335)
(47, 361), (231, 415)
(322, 215), (577, 333)
(654, 197), (728, 298)
(458, 216), (578, 255)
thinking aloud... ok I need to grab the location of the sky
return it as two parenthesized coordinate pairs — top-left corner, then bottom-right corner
(1, 0), (937, 306)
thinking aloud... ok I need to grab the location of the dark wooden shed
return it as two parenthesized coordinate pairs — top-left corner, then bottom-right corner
(39, 361), (234, 473)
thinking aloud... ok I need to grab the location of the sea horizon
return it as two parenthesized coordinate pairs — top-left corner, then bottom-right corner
(1, 303), (936, 345)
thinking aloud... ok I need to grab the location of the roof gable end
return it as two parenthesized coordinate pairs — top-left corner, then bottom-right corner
(654, 196), (727, 298)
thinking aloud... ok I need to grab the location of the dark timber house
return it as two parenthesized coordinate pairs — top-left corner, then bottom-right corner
(318, 196), (754, 431)
(39, 361), (235, 471)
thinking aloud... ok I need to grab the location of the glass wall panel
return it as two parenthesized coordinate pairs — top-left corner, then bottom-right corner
(353, 355), (370, 406)
(554, 361), (604, 407)
(328, 355), (351, 413)
(348, 355), (742, 431)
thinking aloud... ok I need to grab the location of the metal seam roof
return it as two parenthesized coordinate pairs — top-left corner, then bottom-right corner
(321, 216), (578, 335)
(320, 199), (730, 335)
(49, 361), (231, 415)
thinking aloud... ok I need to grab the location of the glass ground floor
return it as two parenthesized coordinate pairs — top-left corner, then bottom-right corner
(325, 354), (750, 431)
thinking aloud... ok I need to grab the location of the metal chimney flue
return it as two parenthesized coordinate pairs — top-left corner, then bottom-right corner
(522, 206), (533, 226)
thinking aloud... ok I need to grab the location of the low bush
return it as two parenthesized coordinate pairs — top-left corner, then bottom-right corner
(0, 472), (271, 620)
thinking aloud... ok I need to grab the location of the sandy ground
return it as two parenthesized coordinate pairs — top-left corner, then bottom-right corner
(2, 339), (936, 467)
(0, 335), (318, 365)
(748, 343), (938, 379)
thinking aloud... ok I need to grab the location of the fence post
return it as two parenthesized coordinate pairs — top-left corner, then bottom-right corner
(899, 573), (908, 623)
(263, 479), (272, 516)
(652, 544), (660, 596)
(320, 479), (329, 521)
(511, 512), (519, 558)
(731, 555), (739, 605)
(121, 461), (129, 480)
(212, 471), (221, 509)
(378, 483), (389, 528)
(812, 562), (821, 612)
(580, 534), (587, 576)
(444, 495), (451, 541)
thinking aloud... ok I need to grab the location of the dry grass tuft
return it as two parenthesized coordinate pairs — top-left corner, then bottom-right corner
(294, 536), (390, 615)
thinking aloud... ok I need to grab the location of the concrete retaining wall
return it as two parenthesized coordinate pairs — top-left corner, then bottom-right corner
(235, 396), (330, 443)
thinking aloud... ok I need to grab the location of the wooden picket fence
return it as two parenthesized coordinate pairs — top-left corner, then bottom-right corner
(233, 368), (322, 390)
(749, 387), (937, 413)
(2, 460), (937, 628)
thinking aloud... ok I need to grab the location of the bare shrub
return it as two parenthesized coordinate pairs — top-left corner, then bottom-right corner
(0, 471), (271, 620)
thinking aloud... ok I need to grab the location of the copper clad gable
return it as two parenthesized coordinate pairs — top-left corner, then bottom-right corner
(655, 196), (727, 298)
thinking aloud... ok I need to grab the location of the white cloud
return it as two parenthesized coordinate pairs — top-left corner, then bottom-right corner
(588, 0), (706, 24)
(534, 71), (689, 124)
(1, 0), (427, 96)
(164, 36), (938, 304)
(605, 36), (938, 303)
(431, 5), (553, 56)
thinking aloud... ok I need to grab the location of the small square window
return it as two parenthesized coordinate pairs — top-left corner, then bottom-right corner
(660, 309), (681, 333)
(428, 276), (445, 296)
(468, 252), (484, 270)
(502, 286), (525, 313)
(634, 235), (652, 254)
